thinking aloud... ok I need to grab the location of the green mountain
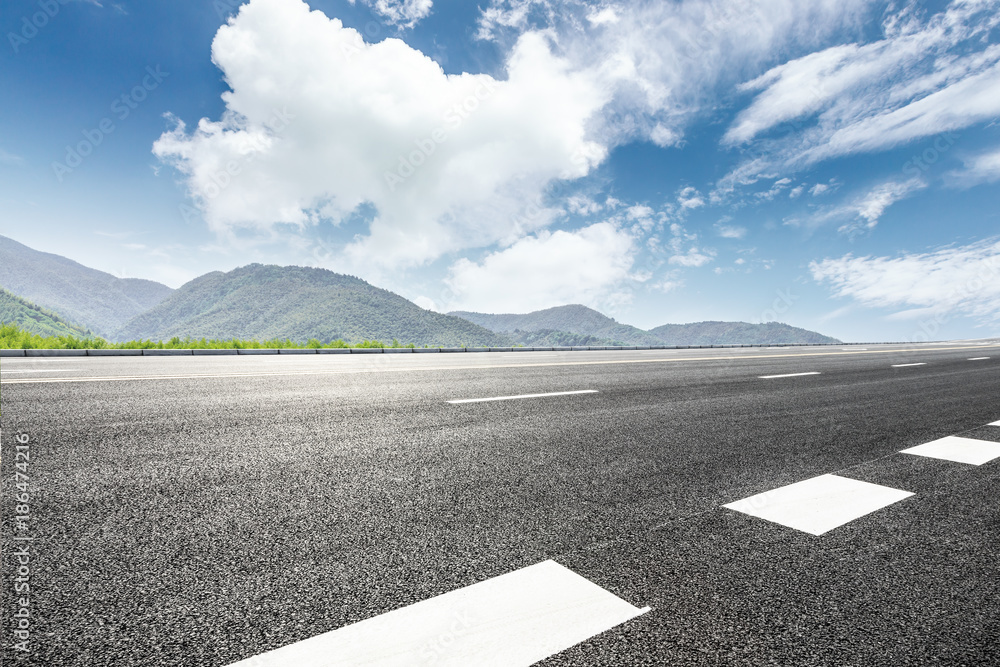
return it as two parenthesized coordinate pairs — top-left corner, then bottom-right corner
(449, 304), (665, 346)
(649, 321), (841, 345)
(510, 329), (626, 347)
(0, 234), (173, 337)
(116, 263), (513, 346)
(0, 288), (94, 338)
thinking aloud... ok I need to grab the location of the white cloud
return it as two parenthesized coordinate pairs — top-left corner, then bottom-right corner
(716, 224), (746, 239)
(788, 178), (925, 234)
(810, 238), (1000, 323)
(413, 295), (438, 310)
(443, 222), (641, 312)
(788, 185), (804, 198)
(626, 204), (654, 219)
(809, 183), (829, 196)
(565, 195), (603, 215)
(477, 0), (871, 149)
(718, 0), (1000, 194)
(351, 0), (433, 28)
(587, 7), (619, 26)
(946, 145), (1000, 188)
(154, 0), (609, 275)
(0, 148), (24, 166)
(677, 186), (705, 209)
(668, 248), (715, 267)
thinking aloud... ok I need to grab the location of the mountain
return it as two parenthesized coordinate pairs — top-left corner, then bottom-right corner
(449, 304), (665, 346)
(0, 235), (174, 337)
(649, 321), (841, 345)
(116, 263), (513, 346)
(0, 288), (94, 338)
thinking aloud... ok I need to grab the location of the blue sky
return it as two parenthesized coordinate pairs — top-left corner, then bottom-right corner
(2, 0), (999, 342)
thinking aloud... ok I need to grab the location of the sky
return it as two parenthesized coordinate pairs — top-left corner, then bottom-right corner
(2, 0), (1000, 342)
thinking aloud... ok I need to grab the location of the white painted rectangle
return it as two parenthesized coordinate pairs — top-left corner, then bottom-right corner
(448, 390), (598, 404)
(891, 363), (927, 367)
(991, 420), (1000, 426)
(723, 474), (914, 536)
(900, 435), (1000, 466)
(968, 357), (991, 361)
(758, 372), (821, 379)
(225, 560), (648, 667)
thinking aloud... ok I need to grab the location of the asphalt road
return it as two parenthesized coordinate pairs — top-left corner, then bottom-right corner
(2, 341), (999, 666)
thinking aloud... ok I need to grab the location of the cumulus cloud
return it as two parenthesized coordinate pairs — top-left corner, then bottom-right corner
(677, 186), (705, 209)
(154, 0), (608, 273)
(443, 222), (641, 312)
(718, 0), (1000, 192)
(811, 238), (1000, 323)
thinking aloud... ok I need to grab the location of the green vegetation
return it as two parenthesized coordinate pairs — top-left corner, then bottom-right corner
(0, 234), (173, 336)
(509, 328), (626, 347)
(0, 323), (442, 350)
(115, 263), (512, 347)
(0, 288), (95, 338)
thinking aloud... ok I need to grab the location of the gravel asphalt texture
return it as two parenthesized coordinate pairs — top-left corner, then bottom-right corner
(1, 341), (999, 666)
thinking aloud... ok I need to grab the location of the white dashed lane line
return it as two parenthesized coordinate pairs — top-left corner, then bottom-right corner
(968, 357), (991, 361)
(447, 390), (598, 404)
(758, 372), (821, 379)
(891, 363), (927, 367)
(225, 560), (648, 667)
(722, 474), (914, 536)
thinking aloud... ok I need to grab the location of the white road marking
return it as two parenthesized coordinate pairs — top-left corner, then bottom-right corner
(843, 348), (867, 351)
(968, 357), (991, 361)
(991, 420), (1000, 427)
(224, 560), (648, 667)
(0, 368), (80, 373)
(758, 372), (821, 379)
(723, 474), (914, 536)
(448, 390), (598, 404)
(891, 363), (927, 367)
(900, 435), (1000, 466)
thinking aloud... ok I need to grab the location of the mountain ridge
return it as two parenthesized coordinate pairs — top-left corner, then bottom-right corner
(0, 234), (173, 336)
(116, 263), (513, 346)
(451, 305), (841, 345)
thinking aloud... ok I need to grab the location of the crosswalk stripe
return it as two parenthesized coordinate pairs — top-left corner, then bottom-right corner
(225, 560), (649, 667)
(900, 435), (1000, 466)
(723, 474), (914, 536)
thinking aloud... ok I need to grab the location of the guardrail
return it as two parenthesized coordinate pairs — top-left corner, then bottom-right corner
(0, 342), (914, 357)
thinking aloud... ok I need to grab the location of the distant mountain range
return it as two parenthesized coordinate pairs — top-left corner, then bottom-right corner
(450, 305), (841, 346)
(0, 288), (94, 338)
(0, 235), (841, 346)
(0, 235), (173, 337)
(649, 321), (840, 346)
(450, 304), (665, 346)
(115, 263), (510, 346)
